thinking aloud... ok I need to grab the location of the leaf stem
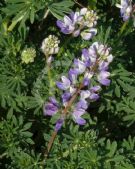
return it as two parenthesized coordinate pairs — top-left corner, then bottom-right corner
(119, 21), (128, 35)
(74, 0), (85, 8)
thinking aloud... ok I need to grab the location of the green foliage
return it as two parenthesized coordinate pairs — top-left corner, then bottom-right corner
(49, 0), (74, 19)
(0, 0), (135, 168)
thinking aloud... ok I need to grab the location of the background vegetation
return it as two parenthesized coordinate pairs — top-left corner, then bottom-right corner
(0, 0), (135, 168)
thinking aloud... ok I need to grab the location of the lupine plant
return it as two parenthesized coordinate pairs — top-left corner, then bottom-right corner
(0, 0), (135, 169)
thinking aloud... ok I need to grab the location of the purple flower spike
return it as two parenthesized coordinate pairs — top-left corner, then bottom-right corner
(73, 108), (86, 125)
(55, 118), (64, 131)
(43, 97), (59, 116)
(98, 71), (111, 86)
(56, 76), (71, 90)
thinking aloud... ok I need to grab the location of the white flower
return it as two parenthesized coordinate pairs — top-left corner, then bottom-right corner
(41, 35), (60, 56)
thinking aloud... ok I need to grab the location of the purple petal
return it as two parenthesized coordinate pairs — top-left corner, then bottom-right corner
(83, 77), (90, 86)
(82, 48), (89, 58)
(62, 92), (71, 105)
(74, 59), (86, 74)
(56, 81), (66, 90)
(56, 20), (65, 28)
(43, 103), (58, 116)
(55, 118), (64, 131)
(99, 61), (109, 71)
(64, 15), (72, 25)
(99, 79), (111, 86)
(73, 108), (86, 125)
(90, 86), (101, 92)
(81, 28), (97, 40)
(89, 93), (99, 100)
(73, 108), (85, 117)
(56, 76), (71, 90)
(76, 117), (86, 125)
(49, 97), (59, 107)
(98, 71), (110, 79)
(76, 99), (88, 109)
(80, 90), (90, 100)
(68, 69), (78, 84)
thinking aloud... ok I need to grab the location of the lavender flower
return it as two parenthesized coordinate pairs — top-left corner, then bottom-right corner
(55, 118), (64, 131)
(73, 108), (86, 125)
(116, 0), (132, 21)
(68, 69), (78, 84)
(62, 92), (71, 106)
(43, 97), (59, 116)
(74, 59), (86, 74)
(89, 86), (101, 100)
(97, 71), (111, 86)
(56, 76), (71, 90)
(57, 13), (81, 36)
(57, 8), (98, 40)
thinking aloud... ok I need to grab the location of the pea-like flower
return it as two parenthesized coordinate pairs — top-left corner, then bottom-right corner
(116, 0), (132, 21)
(55, 118), (64, 131)
(41, 35), (60, 56)
(56, 12), (81, 36)
(57, 8), (98, 40)
(43, 97), (59, 116)
(73, 108), (86, 125)
(56, 76), (71, 90)
(97, 71), (111, 86)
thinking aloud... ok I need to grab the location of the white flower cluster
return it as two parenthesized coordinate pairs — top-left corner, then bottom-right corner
(41, 35), (60, 56)
(21, 47), (36, 64)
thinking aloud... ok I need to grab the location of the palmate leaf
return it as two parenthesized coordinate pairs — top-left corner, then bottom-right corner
(1, 0), (43, 36)
(28, 92), (45, 115)
(48, 0), (74, 19)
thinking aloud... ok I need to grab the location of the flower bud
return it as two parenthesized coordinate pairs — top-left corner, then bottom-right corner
(21, 47), (36, 64)
(41, 35), (60, 56)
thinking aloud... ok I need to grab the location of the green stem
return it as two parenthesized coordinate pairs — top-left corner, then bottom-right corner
(46, 56), (53, 96)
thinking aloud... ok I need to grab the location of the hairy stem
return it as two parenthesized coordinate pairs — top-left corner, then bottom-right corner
(45, 83), (83, 157)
